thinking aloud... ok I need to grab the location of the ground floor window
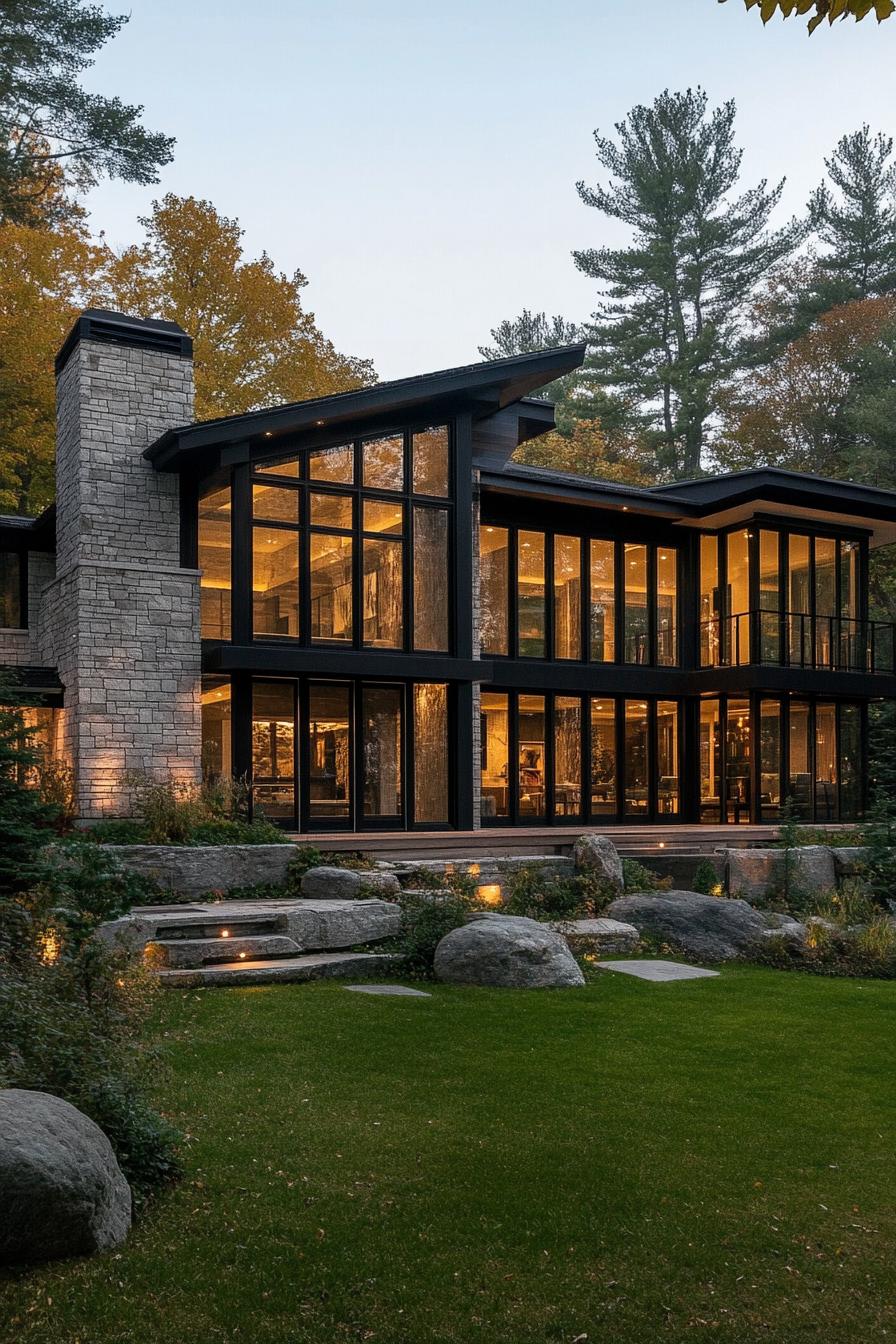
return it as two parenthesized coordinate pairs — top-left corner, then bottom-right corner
(201, 675), (452, 830)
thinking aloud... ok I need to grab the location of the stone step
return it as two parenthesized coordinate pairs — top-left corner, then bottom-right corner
(147, 934), (302, 969)
(156, 950), (401, 988)
(145, 910), (286, 941)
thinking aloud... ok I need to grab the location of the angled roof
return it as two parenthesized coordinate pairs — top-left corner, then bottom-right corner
(145, 344), (588, 473)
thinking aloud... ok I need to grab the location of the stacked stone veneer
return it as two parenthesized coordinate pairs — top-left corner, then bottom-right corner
(39, 335), (201, 817)
(0, 550), (55, 665)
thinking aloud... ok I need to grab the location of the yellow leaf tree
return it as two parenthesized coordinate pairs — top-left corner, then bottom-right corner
(101, 194), (375, 421)
(513, 417), (656, 486)
(721, 0), (894, 32)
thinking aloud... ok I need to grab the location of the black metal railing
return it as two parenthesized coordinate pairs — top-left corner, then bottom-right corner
(699, 610), (896, 674)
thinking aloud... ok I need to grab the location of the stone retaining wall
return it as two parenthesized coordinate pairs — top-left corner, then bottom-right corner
(110, 844), (299, 897)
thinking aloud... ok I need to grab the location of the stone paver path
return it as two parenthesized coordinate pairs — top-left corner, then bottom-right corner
(596, 959), (719, 982)
(345, 984), (432, 997)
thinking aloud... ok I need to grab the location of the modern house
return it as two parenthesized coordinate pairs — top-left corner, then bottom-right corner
(2, 308), (896, 834)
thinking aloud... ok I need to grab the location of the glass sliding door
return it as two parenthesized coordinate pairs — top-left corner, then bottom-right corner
(553, 697), (582, 818)
(251, 681), (297, 826)
(759, 699), (782, 821)
(725, 699), (751, 823)
(590, 700), (617, 819)
(413, 684), (449, 824)
(700, 699), (722, 822)
(307, 683), (351, 823)
(623, 700), (649, 818)
(788, 700), (812, 819)
(656, 701), (679, 816)
(361, 686), (403, 822)
(480, 692), (510, 821)
(814, 702), (837, 821)
(518, 695), (546, 819)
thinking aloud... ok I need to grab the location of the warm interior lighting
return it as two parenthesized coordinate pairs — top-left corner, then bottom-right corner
(477, 883), (502, 906)
(468, 862), (481, 877)
(39, 928), (60, 965)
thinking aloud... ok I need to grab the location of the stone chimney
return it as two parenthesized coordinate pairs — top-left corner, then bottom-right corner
(42, 310), (202, 818)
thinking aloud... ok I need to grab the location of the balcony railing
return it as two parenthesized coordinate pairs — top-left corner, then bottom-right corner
(700, 610), (896, 675)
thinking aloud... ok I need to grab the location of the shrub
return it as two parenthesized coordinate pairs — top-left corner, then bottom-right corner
(622, 858), (669, 892)
(691, 859), (722, 895)
(395, 887), (476, 979)
(502, 864), (616, 920)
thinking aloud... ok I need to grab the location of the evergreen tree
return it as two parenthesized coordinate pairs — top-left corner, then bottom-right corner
(810, 126), (896, 301)
(574, 88), (802, 479)
(478, 310), (583, 406)
(0, 0), (174, 225)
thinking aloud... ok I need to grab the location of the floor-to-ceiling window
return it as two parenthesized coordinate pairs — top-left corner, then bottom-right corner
(759, 699), (782, 821)
(199, 484), (232, 639)
(480, 526), (509, 655)
(518, 694), (546, 819)
(623, 700), (649, 817)
(699, 698), (722, 822)
(307, 683), (351, 823)
(553, 536), (581, 660)
(656, 701), (679, 816)
(590, 700), (617, 819)
(726, 530), (751, 665)
(361, 686), (402, 821)
(517, 532), (546, 657)
(589, 540), (615, 662)
(788, 699), (812, 818)
(656, 548), (678, 667)
(413, 684), (450, 825)
(480, 691), (510, 820)
(788, 534), (812, 667)
(700, 535), (720, 666)
(553, 697), (582, 818)
(201, 677), (232, 783)
(623, 545), (649, 664)
(725, 698), (751, 822)
(252, 681), (297, 824)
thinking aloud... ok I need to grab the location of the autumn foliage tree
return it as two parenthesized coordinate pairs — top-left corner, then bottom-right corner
(721, 0), (894, 32)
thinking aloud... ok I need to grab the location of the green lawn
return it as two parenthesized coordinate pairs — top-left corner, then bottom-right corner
(3, 969), (896, 1344)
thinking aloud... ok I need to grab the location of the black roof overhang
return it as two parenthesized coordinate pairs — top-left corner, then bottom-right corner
(0, 505), (56, 550)
(478, 469), (696, 521)
(144, 344), (587, 475)
(651, 468), (896, 526)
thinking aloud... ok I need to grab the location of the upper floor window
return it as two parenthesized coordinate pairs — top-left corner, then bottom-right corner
(0, 551), (23, 629)
(198, 486), (232, 640)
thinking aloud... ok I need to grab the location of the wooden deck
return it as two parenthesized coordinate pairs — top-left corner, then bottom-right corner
(288, 823), (856, 862)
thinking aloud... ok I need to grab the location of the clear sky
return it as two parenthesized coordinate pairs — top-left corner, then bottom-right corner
(80, 0), (895, 380)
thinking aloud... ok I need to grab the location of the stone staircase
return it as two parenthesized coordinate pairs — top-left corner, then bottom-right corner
(98, 897), (403, 988)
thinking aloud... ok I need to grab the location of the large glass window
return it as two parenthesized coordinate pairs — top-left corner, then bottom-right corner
(726, 530), (750, 665)
(815, 538), (837, 669)
(412, 427), (449, 497)
(253, 528), (299, 637)
(310, 444), (354, 484)
(623, 701), (649, 817)
(656, 547), (677, 667)
(480, 692), (509, 820)
(413, 507), (449, 650)
(201, 677), (231, 783)
(553, 536), (581, 660)
(362, 529), (403, 650)
(788, 535), (811, 666)
(699, 535), (719, 667)
(758, 531), (780, 663)
(815, 702), (837, 821)
(841, 541), (860, 669)
(656, 701), (679, 815)
(310, 533), (352, 642)
(623, 544), (648, 664)
(480, 525), (509, 656)
(788, 700), (812, 818)
(308, 684), (351, 820)
(553, 697), (582, 817)
(252, 483), (299, 523)
(362, 435), (404, 491)
(362, 686), (402, 819)
(517, 531), (546, 657)
(759, 699), (781, 822)
(414, 683), (449, 823)
(726, 698), (751, 823)
(252, 681), (296, 823)
(199, 485), (231, 639)
(700, 699), (721, 822)
(518, 695), (546, 819)
(590, 699), (616, 819)
(839, 703), (862, 819)
(589, 540), (615, 662)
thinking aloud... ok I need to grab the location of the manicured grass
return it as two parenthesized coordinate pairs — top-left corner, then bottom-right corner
(3, 968), (896, 1343)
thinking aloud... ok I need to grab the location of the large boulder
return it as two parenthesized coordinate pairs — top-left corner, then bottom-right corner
(434, 914), (585, 988)
(725, 846), (836, 905)
(300, 865), (400, 900)
(0, 1090), (131, 1263)
(573, 835), (624, 894)
(606, 890), (770, 961)
(551, 917), (640, 954)
(283, 898), (402, 949)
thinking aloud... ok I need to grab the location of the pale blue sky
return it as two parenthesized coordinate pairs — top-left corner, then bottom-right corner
(81, 0), (895, 379)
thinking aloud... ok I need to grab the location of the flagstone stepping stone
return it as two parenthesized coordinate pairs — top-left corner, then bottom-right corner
(344, 984), (431, 997)
(596, 959), (720, 982)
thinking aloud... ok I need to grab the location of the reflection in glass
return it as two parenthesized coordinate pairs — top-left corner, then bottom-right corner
(699, 534), (719, 666)
(412, 426), (449, 497)
(841, 541), (860, 670)
(554, 697), (581, 817)
(480, 525), (509, 656)
(363, 499), (403, 534)
(788, 700), (811, 819)
(815, 701), (837, 821)
(362, 686), (402, 818)
(726, 530), (750, 665)
(252, 484), (299, 523)
(201, 677), (231, 782)
(759, 699), (781, 821)
(251, 681), (296, 822)
(788, 535), (811, 666)
(700, 698), (721, 822)
(518, 694), (546, 818)
(726, 698), (751, 822)
(815, 537), (837, 668)
(310, 533), (352, 642)
(253, 528), (299, 637)
(480, 692), (509, 819)
(590, 699), (616, 818)
(656, 547), (677, 666)
(413, 507), (449, 650)
(308, 683), (350, 818)
(518, 531), (545, 657)
(362, 434), (404, 491)
(310, 444), (354, 484)
(839, 703), (861, 819)
(758, 531), (780, 663)
(554, 536), (581, 660)
(623, 544), (648, 664)
(362, 537), (402, 647)
(414, 683), (449, 823)
(657, 701), (679, 814)
(310, 492), (352, 529)
(623, 700), (648, 816)
(256, 458), (299, 477)
(199, 485), (231, 639)
(589, 539), (615, 662)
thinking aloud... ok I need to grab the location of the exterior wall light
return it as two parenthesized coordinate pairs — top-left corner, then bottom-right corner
(477, 883), (502, 906)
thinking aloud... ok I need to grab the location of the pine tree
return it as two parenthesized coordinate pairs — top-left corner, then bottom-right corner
(810, 126), (896, 302)
(574, 88), (802, 479)
(478, 310), (583, 406)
